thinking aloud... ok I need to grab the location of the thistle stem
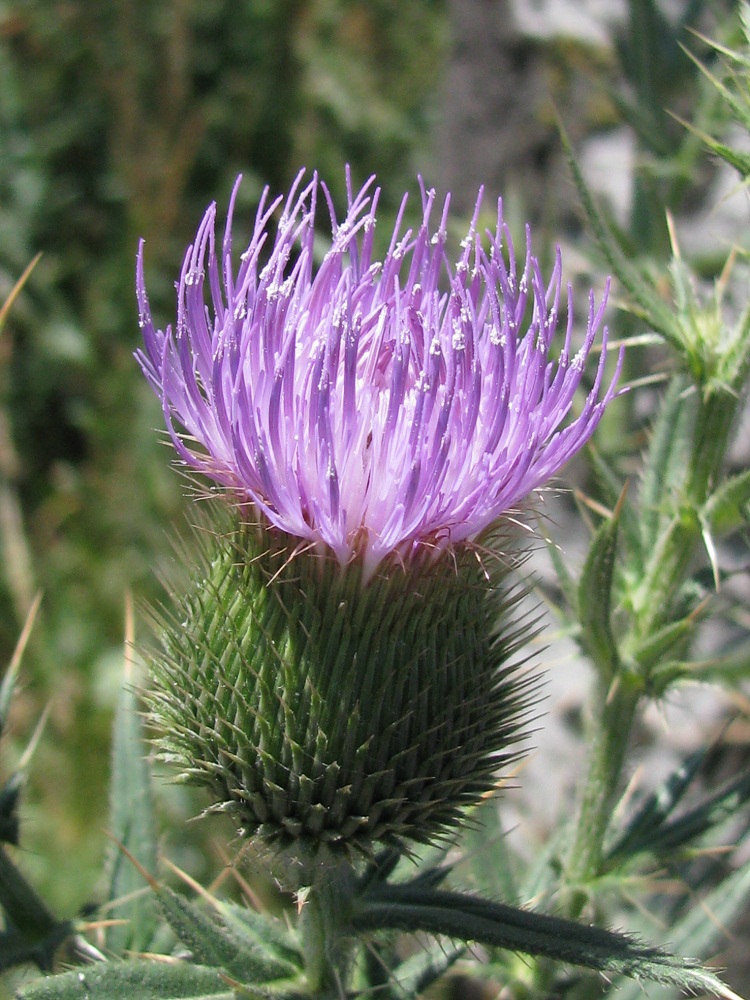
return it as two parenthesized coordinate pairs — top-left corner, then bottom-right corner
(564, 385), (738, 917)
(297, 855), (358, 999)
(563, 677), (640, 917)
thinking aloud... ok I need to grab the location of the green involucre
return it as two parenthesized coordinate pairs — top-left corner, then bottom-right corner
(146, 514), (538, 854)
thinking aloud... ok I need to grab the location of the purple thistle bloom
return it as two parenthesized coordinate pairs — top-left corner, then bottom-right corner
(137, 170), (621, 575)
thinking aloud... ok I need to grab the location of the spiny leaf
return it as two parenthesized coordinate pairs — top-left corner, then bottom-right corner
(155, 883), (301, 985)
(356, 847), (402, 893)
(682, 37), (750, 140)
(606, 84), (673, 158)
(352, 883), (741, 998)
(576, 490), (625, 681)
(0, 847), (71, 972)
(703, 467), (750, 534)
(588, 447), (639, 553)
(607, 744), (750, 884)
(389, 838), (456, 892)
(105, 597), (159, 955)
(459, 794), (519, 905)
(209, 902), (301, 972)
(15, 959), (233, 1000)
(657, 857), (750, 980)
(646, 658), (701, 691)
(645, 772), (750, 856)
(610, 859), (750, 1000)
(559, 119), (681, 345)
(607, 746), (708, 862)
(0, 700), (50, 848)
(697, 131), (750, 178)
(163, 861), (302, 970)
(668, 637), (750, 684)
(390, 940), (465, 997)
(0, 776), (21, 847)
(518, 819), (572, 908)
(541, 530), (578, 617)
(640, 376), (693, 555)
(631, 613), (699, 675)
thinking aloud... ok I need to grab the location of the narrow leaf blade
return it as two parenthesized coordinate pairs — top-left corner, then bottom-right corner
(577, 499), (623, 680)
(640, 376), (692, 553)
(16, 959), (232, 1000)
(354, 885), (740, 998)
(156, 884), (300, 983)
(703, 467), (750, 534)
(105, 600), (159, 955)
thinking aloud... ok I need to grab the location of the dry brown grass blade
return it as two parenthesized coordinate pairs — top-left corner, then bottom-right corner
(0, 253), (42, 336)
(0, 258), (44, 621)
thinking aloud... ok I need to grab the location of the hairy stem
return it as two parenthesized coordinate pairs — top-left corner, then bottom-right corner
(563, 677), (641, 917)
(296, 853), (358, 999)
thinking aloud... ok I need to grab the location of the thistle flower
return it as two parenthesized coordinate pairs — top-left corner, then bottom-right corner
(136, 171), (620, 857)
(137, 170), (619, 578)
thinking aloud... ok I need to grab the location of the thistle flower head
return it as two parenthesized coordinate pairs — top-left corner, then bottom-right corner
(137, 170), (620, 576)
(137, 171), (621, 855)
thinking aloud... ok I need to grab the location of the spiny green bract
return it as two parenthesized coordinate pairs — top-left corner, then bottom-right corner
(146, 514), (538, 855)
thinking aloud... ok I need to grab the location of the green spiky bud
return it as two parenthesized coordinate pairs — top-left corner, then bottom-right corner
(146, 515), (537, 856)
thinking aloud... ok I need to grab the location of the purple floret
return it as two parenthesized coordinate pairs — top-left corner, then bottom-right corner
(137, 169), (621, 575)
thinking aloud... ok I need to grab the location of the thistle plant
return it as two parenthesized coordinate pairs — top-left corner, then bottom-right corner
(134, 170), (619, 858)
(4, 175), (746, 1000)
(5, 7), (750, 1000)
(89, 167), (733, 1000)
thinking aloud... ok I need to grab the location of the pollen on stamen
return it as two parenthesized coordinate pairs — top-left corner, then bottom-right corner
(184, 268), (203, 287)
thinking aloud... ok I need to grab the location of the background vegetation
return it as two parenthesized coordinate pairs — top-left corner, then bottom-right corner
(0, 0), (447, 914)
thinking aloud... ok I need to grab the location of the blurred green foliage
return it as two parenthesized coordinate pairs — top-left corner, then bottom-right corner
(0, 0), (446, 914)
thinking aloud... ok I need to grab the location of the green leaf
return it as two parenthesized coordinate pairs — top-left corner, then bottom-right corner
(212, 902), (301, 971)
(668, 637), (750, 684)
(610, 858), (750, 1000)
(459, 796), (518, 904)
(645, 658), (695, 693)
(607, 747), (707, 862)
(515, 815), (573, 910)
(105, 604), (159, 955)
(559, 120), (681, 345)
(352, 884), (739, 997)
(0, 705), (49, 848)
(0, 848), (72, 972)
(576, 498), (623, 681)
(16, 959), (233, 1000)
(648, 774), (750, 856)
(606, 84), (673, 159)
(683, 38), (750, 143)
(541, 531), (578, 617)
(390, 940), (465, 996)
(662, 856), (750, 975)
(639, 376), (693, 554)
(155, 884), (301, 984)
(701, 134), (750, 178)
(703, 467), (750, 533)
(607, 741), (750, 910)
(589, 447), (640, 553)
(631, 614), (698, 674)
